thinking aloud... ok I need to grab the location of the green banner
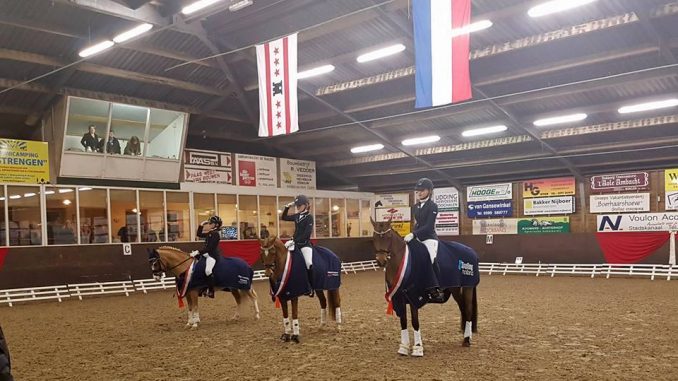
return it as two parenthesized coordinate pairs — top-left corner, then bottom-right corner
(517, 217), (570, 234)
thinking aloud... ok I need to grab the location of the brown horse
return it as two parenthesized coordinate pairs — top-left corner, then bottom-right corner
(259, 236), (342, 343)
(371, 218), (478, 356)
(149, 246), (260, 329)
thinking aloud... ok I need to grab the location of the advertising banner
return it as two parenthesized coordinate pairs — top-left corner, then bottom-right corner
(522, 177), (575, 198)
(374, 193), (409, 208)
(523, 196), (575, 215)
(0, 139), (50, 184)
(517, 217), (570, 234)
(589, 193), (650, 213)
(466, 182), (513, 202)
(183, 149), (232, 184)
(467, 200), (513, 218)
(666, 169), (678, 211)
(375, 207), (412, 222)
(279, 158), (316, 190)
(597, 213), (678, 232)
(590, 172), (649, 192)
(434, 187), (459, 236)
(235, 154), (277, 187)
(472, 219), (518, 235)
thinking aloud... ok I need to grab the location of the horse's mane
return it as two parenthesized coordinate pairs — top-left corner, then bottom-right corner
(157, 246), (186, 254)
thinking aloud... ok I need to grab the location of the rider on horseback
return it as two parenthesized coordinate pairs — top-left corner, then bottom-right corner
(190, 215), (222, 298)
(281, 194), (315, 297)
(405, 178), (445, 303)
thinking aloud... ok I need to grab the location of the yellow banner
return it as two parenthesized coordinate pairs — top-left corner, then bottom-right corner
(390, 222), (411, 237)
(666, 169), (678, 192)
(523, 177), (575, 198)
(0, 139), (50, 184)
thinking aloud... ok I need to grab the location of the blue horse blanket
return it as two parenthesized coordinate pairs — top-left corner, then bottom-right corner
(386, 240), (479, 317)
(271, 246), (342, 301)
(176, 257), (253, 298)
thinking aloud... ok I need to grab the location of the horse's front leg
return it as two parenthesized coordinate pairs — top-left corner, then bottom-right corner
(291, 298), (300, 343)
(316, 290), (328, 327)
(280, 299), (292, 342)
(462, 287), (475, 347)
(187, 290), (200, 330)
(397, 300), (410, 356)
(230, 290), (241, 321)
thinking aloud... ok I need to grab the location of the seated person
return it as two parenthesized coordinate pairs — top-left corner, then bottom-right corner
(81, 125), (101, 153)
(99, 130), (121, 154)
(124, 136), (142, 156)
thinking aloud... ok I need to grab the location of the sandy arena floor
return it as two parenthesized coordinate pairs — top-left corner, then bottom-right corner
(1, 271), (677, 380)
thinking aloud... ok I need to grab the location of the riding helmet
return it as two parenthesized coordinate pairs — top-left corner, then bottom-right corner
(293, 194), (310, 206)
(209, 215), (223, 228)
(414, 177), (434, 191)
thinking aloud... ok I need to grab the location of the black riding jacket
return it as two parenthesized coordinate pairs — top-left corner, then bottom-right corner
(281, 207), (313, 247)
(413, 198), (438, 241)
(196, 225), (222, 259)
(0, 324), (12, 381)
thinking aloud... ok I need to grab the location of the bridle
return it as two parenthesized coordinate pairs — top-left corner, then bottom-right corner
(373, 228), (394, 265)
(149, 251), (192, 277)
(260, 245), (278, 273)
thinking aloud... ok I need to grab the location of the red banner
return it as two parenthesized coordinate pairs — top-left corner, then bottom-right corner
(219, 239), (315, 267)
(0, 247), (7, 271)
(595, 232), (670, 264)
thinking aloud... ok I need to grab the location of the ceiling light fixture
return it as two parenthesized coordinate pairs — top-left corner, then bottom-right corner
(78, 40), (114, 58)
(451, 19), (493, 37)
(402, 135), (441, 146)
(79, 187), (93, 191)
(533, 113), (587, 127)
(297, 64), (335, 79)
(528, 0), (597, 18)
(618, 98), (678, 114)
(9, 195), (21, 199)
(182, 0), (225, 15)
(63, 199), (72, 206)
(229, 0), (253, 12)
(461, 125), (508, 137)
(351, 144), (385, 153)
(44, 190), (55, 195)
(58, 189), (73, 193)
(113, 23), (153, 43)
(356, 44), (406, 63)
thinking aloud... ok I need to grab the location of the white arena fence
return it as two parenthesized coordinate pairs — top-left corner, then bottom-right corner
(0, 261), (674, 307)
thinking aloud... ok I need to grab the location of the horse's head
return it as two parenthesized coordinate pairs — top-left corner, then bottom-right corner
(371, 217), (399, 267)
(259, 235), (282, 277)
(147, 248), (165, 280)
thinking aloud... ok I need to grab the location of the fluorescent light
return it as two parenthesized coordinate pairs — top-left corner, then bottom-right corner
(528, 0), (597, 18)
(0, 197), (5, 201)
(451, 19), (493, 37)
(618, 98), (678, 114)
(356, 44), (406, 63)
(182, 0), (225, 15)
(402, 135), (441, 146)
(58, 189), (73, 193)
(9, 195), (21, 199)
(24, 193), (36, 198)
(533, 113), (587, 127)
(462, 125), (508, 137)
(298, 64), (335, 80)
(78, 40), (114, 58)
(44, 190), (55, 195)
(63, 199), (72, 206)
(332, 205), (340, 212)
(113, 23), (153, 43)
(79, 187), (92, 191)
(229, 0), (253, 12)
(351, 144), (385, 153)
(132, 208), (138, 213)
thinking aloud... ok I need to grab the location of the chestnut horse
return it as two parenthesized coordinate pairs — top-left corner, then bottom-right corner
(371, 219), (478, 357)
(259, 236), (342, 343)
(149, 246), (260, 329)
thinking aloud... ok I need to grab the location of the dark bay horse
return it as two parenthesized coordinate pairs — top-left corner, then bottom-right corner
(149, 246), (260, 329)
(259, 236), (342, 343)
(371, 219), (478, 357)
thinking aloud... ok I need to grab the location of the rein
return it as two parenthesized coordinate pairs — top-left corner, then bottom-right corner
(151, 252), (193, 275)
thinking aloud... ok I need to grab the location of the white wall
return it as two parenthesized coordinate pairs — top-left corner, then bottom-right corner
(147, 115), (184, 159)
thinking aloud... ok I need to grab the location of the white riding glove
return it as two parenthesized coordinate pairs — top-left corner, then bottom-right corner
(189, 250), (201, 257)
(285, 202), (294, 208)
(404, 233), (414, 243)
(284, 240), (295, 251)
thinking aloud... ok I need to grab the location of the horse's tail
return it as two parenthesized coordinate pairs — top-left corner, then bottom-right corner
(327, 289), (341, 321)
(472, 287), (478, 333)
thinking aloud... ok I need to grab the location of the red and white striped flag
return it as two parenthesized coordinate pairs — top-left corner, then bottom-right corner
(256, 34), (299, 137)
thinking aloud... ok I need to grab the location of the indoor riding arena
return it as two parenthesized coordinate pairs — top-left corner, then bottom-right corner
(1, 1), (677, 380)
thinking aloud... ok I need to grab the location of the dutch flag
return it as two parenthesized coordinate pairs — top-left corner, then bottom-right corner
(413, 0), (473, 108)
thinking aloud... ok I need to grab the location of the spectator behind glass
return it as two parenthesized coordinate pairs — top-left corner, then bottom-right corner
(124, 136), (142, 156)
(81, 125), (101, 153)
(99, 130), (121, 154)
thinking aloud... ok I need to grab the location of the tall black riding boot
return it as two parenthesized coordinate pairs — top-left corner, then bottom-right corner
(206, 274), (216, 299)
(306, 267), (315, 298)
